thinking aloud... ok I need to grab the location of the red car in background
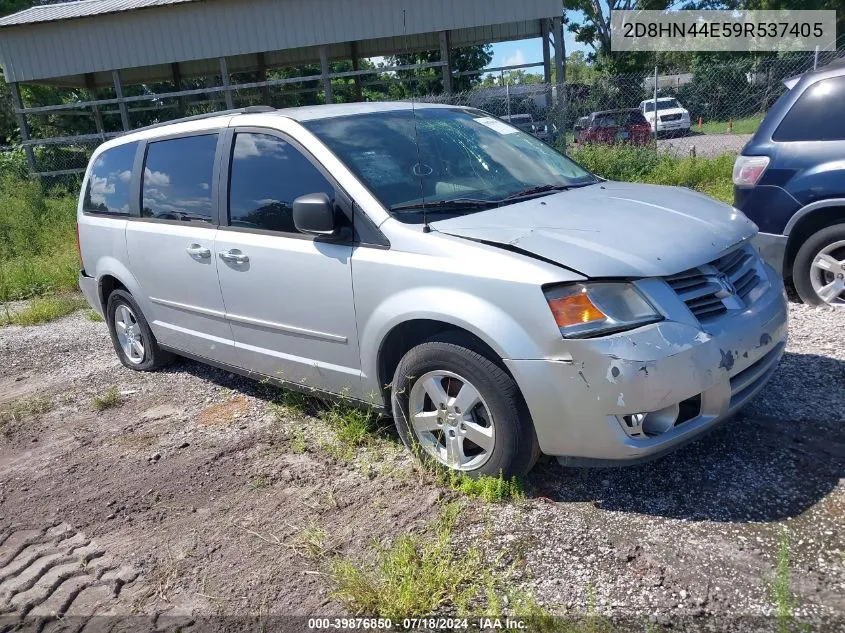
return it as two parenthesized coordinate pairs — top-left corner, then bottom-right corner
(573, 109), (653, 146)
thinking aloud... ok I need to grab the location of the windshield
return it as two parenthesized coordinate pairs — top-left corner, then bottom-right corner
(304, 108), (597, 223)
(643, 99), (681, 112)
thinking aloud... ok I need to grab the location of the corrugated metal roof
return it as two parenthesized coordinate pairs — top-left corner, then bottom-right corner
(0, 0), (198, 28)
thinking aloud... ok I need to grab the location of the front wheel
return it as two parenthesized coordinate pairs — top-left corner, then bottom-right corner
(792, 224), (845, 306)
(391, 337), (539, 477)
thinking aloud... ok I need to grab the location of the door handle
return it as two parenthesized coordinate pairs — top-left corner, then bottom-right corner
(219, 249), (249, 264)
(186, 244), (211, 259)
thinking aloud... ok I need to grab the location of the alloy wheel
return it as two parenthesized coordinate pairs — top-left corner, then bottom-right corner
(114, 304), (145, 364)
(810, 240), (845, 306)
(408, 370), (495, 471)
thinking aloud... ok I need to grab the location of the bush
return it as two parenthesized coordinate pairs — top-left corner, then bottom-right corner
(566, 144), (734, 205)
(0, 175), (78, 302)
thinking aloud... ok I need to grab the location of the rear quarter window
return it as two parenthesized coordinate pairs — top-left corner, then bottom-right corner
(773, 75), (845, 142)
(82, 142), (137, 215)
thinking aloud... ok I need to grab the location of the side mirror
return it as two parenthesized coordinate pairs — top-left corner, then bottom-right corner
(293, 193), (336, 236)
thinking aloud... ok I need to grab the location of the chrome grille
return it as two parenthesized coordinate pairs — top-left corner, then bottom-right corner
(665, 245), (764, 322)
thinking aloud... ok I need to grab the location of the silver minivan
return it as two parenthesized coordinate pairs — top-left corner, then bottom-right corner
(78, 103), (788, 476)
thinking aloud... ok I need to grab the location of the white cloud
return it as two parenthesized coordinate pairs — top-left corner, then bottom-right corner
(233, 134), (287, 160)
(118, 170), (132, 183)
(89, 175), (115, 205)
(144, 167), (170, 187)
(199, 182), (210, 190)
(503, 49), (527, 68)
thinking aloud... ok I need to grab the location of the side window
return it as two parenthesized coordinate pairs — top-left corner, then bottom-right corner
(773, 76), (845, 142)
(83, 142), (137, 215)
(141, 134), (218, 223)
(228, 132), (334, 234)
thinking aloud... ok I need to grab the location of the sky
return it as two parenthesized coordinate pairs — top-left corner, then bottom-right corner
(488, 29), (589, 75)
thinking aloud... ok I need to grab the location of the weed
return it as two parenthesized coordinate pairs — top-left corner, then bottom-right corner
(566, 144), (734, 204)
(434, 468), (525, 503)
(0, 396), (53, 435)
(770, 528), (800, 633)
(1, 295), (87, 326)
(85, 309), (104, 322)
(289, 429), (307, 454)
(330, 503), (483, 618)
(92, 386), (121, 412)
(0, 176), (78, 302)
(269, 388), (310, 419)
(322, 399), (378, 448)
(248, 474), (271, 490)
(300, 521), (328, 559)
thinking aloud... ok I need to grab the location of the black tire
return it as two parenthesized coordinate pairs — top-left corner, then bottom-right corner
(106, 289), (173, 372)
(391, 335), (539, 477)
(792, 223), (845, 306)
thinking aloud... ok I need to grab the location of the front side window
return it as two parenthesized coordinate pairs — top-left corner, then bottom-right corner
(305, 108), (597, 223)
(83, 142), (137, 215)
(773, 76), (845, 142)
(141, 134), (218, 223)
(228, 132), (334, 234)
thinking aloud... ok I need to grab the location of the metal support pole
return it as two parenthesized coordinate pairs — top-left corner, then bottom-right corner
(256, 52), (271, 104)
(112, 70), (130, 131)
(319, 46), (333, 104)
(439, 31), (453, 94)
(553, 16), (565, 96)
(653, 66), (659, 145)
(172, 62), (186, 116)
(350, 42), (364, 102)
(541, 19), (553, 110)
(8, 82), (35, 173)
(85, 73), (105, 137)
(219, 57), (234, 109)
(814, 45), (820, 69)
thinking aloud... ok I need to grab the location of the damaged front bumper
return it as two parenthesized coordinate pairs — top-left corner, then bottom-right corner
(506, 268), (788, 465)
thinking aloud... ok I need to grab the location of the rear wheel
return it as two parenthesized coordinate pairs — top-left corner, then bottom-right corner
(391, 337), (538, 477)
(792, 224), (845, 306)
(106, 289), (173, 371)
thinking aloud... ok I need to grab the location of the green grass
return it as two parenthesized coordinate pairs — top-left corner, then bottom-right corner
(567, 144), (735, 204)
(1, 295), (87, 326)
(434, 469), (525, 503)
(330, 503), (483, 618)
(248, 474), (271, 490)
(92, 386), (121, 412)
(0, 176), (79, 303)
(770, 528), (801, 633)
(85, 309), (104, 322)
(695, 114), (763, 136)
(0, 396), (53, 436)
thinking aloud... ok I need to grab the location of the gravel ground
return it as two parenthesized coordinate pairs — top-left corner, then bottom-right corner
(0, 300), (842, 630)
(658, 133), (752, 157)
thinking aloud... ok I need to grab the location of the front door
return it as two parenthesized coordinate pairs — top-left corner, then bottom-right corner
(214, 129), (362, 397)
(125, 132), (239, 365)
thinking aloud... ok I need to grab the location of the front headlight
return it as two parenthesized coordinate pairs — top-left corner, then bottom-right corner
(544, 283), (663, 338)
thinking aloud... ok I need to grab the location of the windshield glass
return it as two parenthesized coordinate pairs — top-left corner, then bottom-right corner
(304, 108), (597, 223)
(644, 99), (681, 112)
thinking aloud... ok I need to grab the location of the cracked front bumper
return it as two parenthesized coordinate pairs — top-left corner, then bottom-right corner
(506, 272), (788, 465)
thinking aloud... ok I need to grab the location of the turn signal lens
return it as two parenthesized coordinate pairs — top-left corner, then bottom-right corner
(732, 155), (769, 186)
(544, 283), (662, 339)
(547, 291), (607, 328)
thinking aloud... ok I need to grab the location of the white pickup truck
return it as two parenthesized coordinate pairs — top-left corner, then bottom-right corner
(639, 97), (691, 136)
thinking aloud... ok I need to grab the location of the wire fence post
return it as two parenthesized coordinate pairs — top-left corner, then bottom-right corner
(653, 66), (658, 145)
(814, 45), (820, 69)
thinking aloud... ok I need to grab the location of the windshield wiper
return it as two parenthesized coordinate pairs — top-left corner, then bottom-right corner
(390, 198), (500, 213)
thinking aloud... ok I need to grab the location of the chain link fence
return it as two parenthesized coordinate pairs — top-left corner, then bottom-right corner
(2, 49), (844, 181)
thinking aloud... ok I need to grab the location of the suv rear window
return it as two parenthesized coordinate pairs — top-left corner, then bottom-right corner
(773, 75), (845, 142)
(141, 134), (218, 223)
(83, 142), (137, 215)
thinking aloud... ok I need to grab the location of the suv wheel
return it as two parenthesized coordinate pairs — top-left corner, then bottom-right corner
(793, 224), (845, 306)
(391, 336), (539, 477)
(106, 289), (173, 371)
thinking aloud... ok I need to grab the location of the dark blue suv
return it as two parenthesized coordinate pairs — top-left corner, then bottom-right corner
(734, 59), (845, 306)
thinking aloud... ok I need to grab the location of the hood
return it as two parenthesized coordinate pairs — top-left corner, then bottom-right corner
(647, 108), (688, 118)
(431, 181), (757, 278)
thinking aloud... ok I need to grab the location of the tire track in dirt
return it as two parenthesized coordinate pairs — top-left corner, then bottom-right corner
(0, 523), (140, 625)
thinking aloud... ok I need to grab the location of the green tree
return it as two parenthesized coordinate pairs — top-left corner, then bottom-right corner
(387, 45), (494, 96)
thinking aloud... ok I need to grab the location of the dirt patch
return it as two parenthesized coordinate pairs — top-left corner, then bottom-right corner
(0, 304), (842, 626)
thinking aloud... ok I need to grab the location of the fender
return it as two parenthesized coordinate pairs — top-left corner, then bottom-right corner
(359, 287), (548, 398)
(93, 256), (146, 312)
(784, 198), (845, 235)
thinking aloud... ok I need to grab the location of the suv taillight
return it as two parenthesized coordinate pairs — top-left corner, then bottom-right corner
(733, 155), (770, 186)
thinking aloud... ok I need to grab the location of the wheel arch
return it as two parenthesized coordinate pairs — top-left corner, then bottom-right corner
(784, 202), (845, 275)
(93, 258), (144, 314)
